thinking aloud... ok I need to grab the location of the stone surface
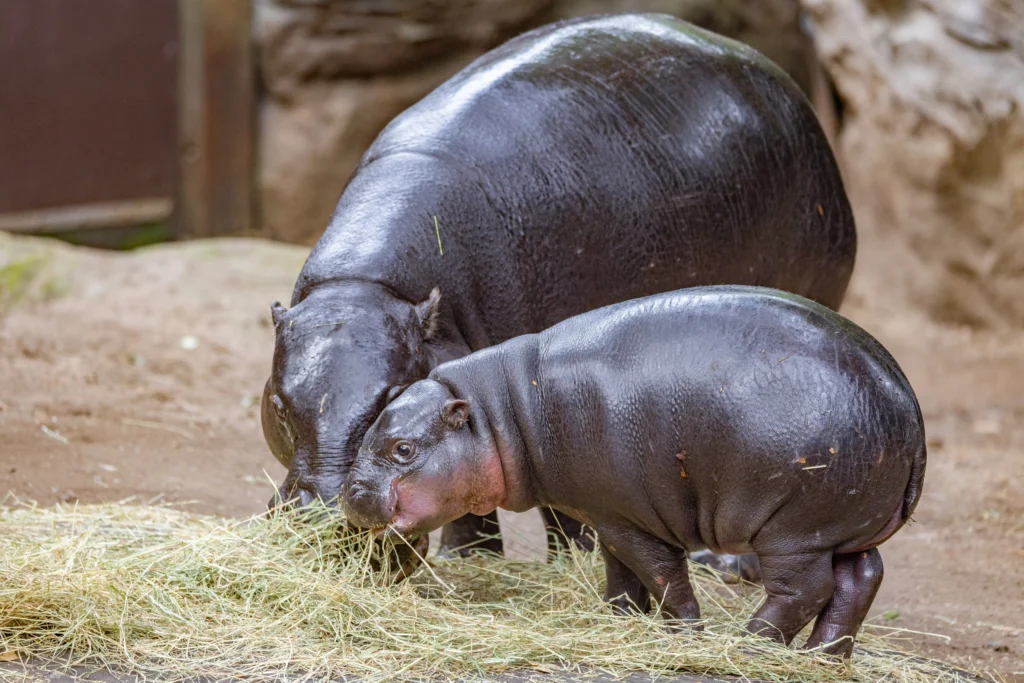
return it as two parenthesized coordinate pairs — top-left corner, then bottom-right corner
(257, 53), (475, 245)
(255, 0), (553, 100)
(802, 0), (1024, 329)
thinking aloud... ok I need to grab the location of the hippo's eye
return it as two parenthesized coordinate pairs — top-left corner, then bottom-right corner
(390, 440), (415, 464)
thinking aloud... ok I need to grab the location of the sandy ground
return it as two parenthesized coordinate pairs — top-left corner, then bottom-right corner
(1, 234), (1021, 680)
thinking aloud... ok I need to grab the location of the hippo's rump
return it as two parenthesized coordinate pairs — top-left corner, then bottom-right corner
(299, 14), (856, 347)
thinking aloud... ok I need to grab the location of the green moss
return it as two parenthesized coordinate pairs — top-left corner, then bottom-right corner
(0, 244), (72, 312)
(0, 253), (48, 311)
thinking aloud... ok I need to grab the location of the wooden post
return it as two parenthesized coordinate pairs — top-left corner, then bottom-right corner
(175, 0), (255, 239)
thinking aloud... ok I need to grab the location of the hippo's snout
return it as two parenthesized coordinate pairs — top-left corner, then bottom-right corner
(267, 453), (348, 514)
(342, 476), (398, 530)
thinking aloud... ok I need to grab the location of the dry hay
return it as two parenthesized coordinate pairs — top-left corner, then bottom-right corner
(0, 500), (976, 683)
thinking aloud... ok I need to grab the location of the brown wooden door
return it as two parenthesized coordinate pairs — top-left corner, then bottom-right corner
(0, 0), (178, 235)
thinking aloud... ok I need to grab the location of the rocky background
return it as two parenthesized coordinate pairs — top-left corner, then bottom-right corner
(253, 0), (1024, 330)
(803, 0), (1024, 331)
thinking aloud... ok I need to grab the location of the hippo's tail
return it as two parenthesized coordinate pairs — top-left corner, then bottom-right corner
(901, 437), (927, 522)
(841, 438), (927, 554)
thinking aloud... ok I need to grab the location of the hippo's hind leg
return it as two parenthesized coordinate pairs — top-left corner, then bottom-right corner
(599, 526), (701, 629)
(746, 550), (835, 645)
(600, 540), (651, 615)
(439, 512), (503, 557)
(541, 507), (597, 557)
(805, 548), (884, 657)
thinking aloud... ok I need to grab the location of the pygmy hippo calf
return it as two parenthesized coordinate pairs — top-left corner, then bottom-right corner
(343, 285), (926, 657)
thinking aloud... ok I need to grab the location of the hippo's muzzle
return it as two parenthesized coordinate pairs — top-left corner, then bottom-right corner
(342, 475), (398, 530)
(267, 443), (349, 515)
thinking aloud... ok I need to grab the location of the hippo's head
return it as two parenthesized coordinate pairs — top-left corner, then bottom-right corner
(261, 283), (445, 511)
(342, 379), (505, 537)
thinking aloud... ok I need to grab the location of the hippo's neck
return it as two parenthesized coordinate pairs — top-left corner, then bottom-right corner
(434, 336), (547, 513)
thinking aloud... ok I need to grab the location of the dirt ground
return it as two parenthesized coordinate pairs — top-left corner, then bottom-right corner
(1, 234), (1021, 680)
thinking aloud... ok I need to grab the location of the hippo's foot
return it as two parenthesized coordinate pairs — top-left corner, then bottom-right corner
(689, 550), (762, 584)
(437, 511), (504, 558)
(804, 548), (884, 658)
(374, 533), (430, 584)
(599, 526), (701, 627)
(542, 507), (597, 558)
(745, 549), (835, 646)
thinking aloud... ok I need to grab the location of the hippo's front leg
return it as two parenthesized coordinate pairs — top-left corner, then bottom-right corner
(600, 540), (651, 615)
(439, 512), (503, 557)
(598, 526), (701, 629)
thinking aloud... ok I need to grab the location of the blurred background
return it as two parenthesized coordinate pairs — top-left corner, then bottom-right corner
(2, 0), (1022, 326)
(1, 0), (1022, 677)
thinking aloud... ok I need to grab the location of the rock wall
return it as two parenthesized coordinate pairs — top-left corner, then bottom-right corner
(801, 0), (1024, 329)
(254, 0), (817, 245)
(255, 0), (552, 245)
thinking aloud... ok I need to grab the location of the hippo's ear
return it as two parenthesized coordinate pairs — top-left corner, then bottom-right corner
(442, 399), (470, 431)
(415, 287), (442, 340)
(270, 301), (288, 327)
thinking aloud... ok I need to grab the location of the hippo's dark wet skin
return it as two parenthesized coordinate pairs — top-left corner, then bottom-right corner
(262, 12), (859, 572)
(344, 286), (926, 657)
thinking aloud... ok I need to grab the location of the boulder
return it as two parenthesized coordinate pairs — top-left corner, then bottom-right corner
(802, 0), (1024, 329)
(257, 54), (476, 245)
(256, 0), (553, 100)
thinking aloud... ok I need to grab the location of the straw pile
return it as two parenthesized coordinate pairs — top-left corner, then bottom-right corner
(0, 501), (973, 683)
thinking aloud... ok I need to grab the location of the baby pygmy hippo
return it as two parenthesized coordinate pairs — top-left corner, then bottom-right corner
(343, 285), (926, 657)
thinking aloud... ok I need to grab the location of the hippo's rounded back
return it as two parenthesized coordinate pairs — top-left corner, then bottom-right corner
(295, 13), (855, 344)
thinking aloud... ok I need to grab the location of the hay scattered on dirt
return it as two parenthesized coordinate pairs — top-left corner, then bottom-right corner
(0, 501), (974, 682)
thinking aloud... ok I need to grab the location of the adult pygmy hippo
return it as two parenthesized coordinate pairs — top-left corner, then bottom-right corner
(344, 286), (926, 657)
(261, 12), (857, 564)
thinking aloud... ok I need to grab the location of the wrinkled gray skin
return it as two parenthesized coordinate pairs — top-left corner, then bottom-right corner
(261, 12), (857, 572)
(344, 286), (926, 658)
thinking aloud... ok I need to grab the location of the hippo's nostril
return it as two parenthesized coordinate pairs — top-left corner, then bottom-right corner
(342, 481), (396, 529)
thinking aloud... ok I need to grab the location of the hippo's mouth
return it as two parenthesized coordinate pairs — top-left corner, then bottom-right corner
(370, 522), (417, 540)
